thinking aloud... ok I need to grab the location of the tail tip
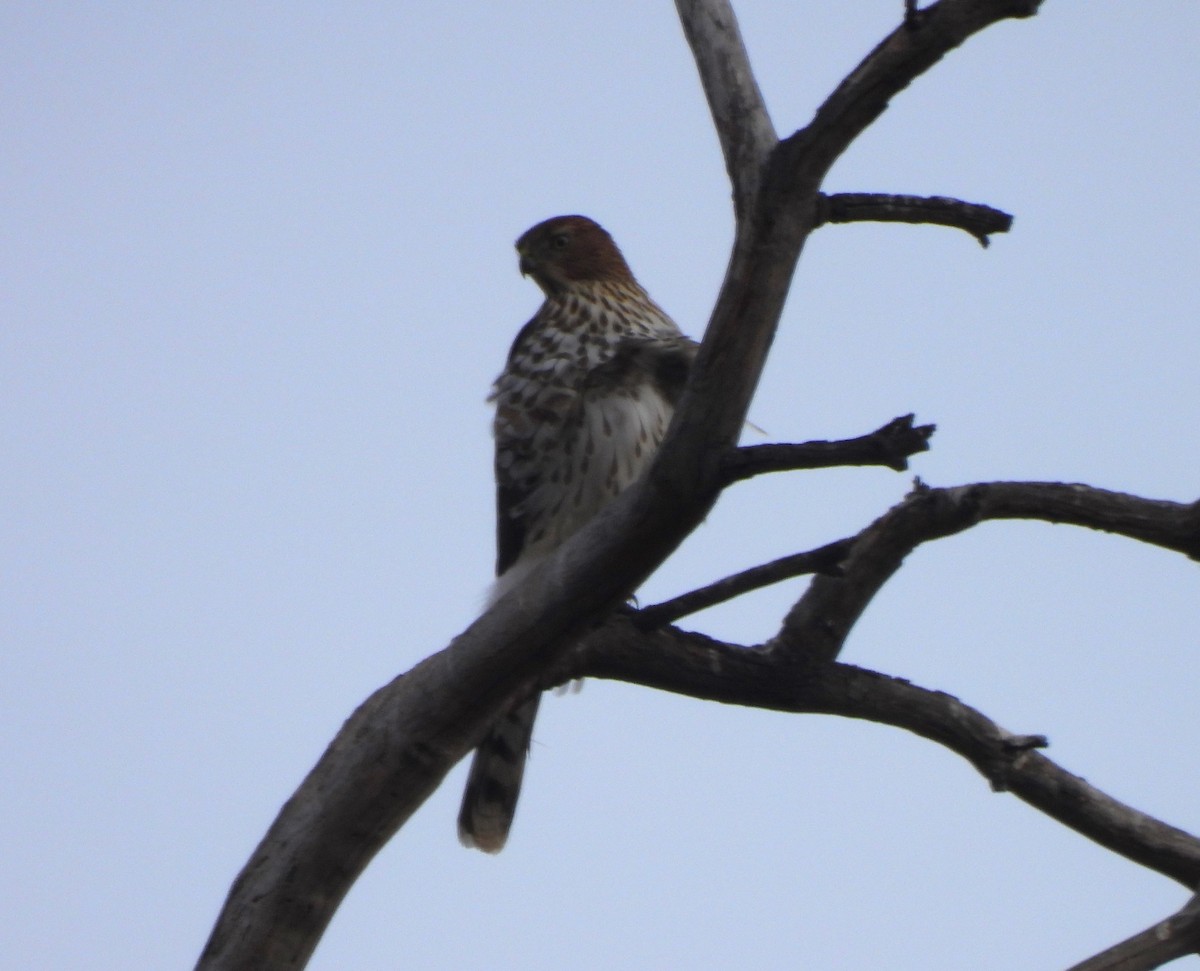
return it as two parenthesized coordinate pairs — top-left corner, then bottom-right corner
(458, 822), (507, 854)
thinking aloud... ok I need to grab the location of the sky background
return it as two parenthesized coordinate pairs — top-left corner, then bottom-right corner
(3, 3), (1198, 969)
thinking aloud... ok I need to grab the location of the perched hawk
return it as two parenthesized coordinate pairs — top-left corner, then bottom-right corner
(457, 215), (697, 852)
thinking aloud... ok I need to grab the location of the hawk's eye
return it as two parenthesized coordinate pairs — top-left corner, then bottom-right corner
(551, 233), (569, 249)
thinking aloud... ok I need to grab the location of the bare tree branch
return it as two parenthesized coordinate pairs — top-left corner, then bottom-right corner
(646, 479), (1199, 651)
(784, 0), (1046, 184)
(194, 614), (560, 970)
(630, 414), (934, 627)
(779, 482), (1200, 663)
(816, 192), (1013, 246)
(675, 0), (777, 218)
(636, 538), (854, 628)
(666, 0), (1043, 481)
(964, 482), (1200, 560)
(1066, 892), (1200, 971)
(575, 619), (1200, 890)
(720, 414), (936, 484)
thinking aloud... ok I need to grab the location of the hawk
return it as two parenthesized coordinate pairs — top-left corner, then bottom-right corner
(458, 215), (697, 852)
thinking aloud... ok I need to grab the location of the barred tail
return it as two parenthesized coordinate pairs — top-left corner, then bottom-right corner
(457, 695), (541, 853)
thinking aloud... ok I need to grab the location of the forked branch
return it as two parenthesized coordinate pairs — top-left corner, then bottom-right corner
(639, 478), (1200, 666)
(778, 482), (1200, 664)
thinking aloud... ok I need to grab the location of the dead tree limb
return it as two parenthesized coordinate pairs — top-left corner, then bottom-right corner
(778, 482), (1200, 664)
(816, 191), (1013, 246)
(196, 3), (1050, 968)
(636, 538), (855, 628)
(1066, 892), (1200, 971)
(720, 414), (936, 483)
(573, 620), (1200, 891)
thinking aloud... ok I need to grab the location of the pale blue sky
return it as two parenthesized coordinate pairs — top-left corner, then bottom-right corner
(3, 3), (1198, 969)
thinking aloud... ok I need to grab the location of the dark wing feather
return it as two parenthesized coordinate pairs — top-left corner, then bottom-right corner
(495, 481), (527, 575)
(584, 334), (699, 404)
(493, 313), (545, 576)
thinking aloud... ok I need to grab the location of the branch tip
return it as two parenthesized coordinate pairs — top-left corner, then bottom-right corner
(904, 1), (921, 30)
(1004, 733), (1049, 753)
(719, 415), (935, 485)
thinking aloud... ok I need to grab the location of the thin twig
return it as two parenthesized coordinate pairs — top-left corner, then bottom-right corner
(637, 538), (855, 628)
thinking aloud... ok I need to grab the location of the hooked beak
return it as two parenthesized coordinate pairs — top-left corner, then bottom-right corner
(518, 253), (535, 276)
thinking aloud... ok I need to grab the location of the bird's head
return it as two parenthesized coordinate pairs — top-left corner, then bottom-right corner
(515, 215), (634, 296)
